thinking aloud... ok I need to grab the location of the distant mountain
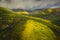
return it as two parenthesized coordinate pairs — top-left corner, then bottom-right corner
(31, 4), (60, 10)
(11, 8), (34, 12)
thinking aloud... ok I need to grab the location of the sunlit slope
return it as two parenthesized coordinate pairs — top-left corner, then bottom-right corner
(22, 20), (56, 40)
(16, 11), (28, 15)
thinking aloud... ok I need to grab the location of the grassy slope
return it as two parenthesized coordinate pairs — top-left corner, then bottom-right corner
(14, 8), (60, 40)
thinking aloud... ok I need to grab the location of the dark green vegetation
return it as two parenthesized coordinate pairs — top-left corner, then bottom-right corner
(0, 7), (60, 40)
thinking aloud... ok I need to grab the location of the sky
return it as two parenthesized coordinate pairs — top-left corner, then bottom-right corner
(0, 0), (60, 10)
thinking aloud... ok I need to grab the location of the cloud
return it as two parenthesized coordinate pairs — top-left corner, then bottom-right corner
(0, 0), (60, 9)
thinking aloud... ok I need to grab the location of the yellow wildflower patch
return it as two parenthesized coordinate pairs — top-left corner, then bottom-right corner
(22, 20), (56, 40)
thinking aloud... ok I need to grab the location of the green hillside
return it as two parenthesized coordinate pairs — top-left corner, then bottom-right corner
(0, 7), (60, 40)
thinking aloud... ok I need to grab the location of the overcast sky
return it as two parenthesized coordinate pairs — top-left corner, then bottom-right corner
(0, 0), (60, 9)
